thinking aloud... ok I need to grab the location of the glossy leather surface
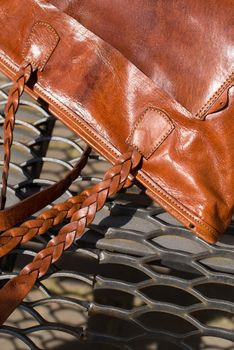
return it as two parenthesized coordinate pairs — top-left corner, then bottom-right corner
(0, 0), (234, 243)
(51, 0), (234, 118)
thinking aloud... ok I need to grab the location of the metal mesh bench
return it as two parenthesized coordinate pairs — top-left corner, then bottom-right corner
(0, 72), (234, 350)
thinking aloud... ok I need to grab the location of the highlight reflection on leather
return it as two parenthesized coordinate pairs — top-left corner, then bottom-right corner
(51, 0), (234, 118)
(0, 0), (233, 245)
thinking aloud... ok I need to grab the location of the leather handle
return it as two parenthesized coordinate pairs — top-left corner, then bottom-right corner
(0, 148), (142, 325)
(1, 20), (60, 210)
(0, 61), (91, 230)
(1, 63), (33, 210)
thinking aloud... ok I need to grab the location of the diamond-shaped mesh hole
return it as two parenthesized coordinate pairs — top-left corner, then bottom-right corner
(136, 311), (196, 333)
(186, 335), (234, 350)
(88, 315), (143, 339)
(194, 283), (234, 302)
(139, 285), (200, 306)
(94, 289), (144, 310)
(130, 338), (183, 350)
(98, 263), (149, 283)
(190, 310), (234, 330)
(199, 256), (234, 274)
(146, 259), (203, 280)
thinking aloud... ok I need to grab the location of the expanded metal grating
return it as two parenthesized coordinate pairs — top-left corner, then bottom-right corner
(0, 73), (234, 350)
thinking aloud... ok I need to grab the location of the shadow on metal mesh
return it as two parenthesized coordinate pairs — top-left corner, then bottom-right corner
(0, 73), (234, 350)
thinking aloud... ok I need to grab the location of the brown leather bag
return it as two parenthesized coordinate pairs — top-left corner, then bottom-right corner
(0, 0), (233, 324)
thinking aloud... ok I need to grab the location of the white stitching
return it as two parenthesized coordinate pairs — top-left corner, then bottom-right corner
(195, 71), (234, 120)
(126, 107), (174, 159)
(22, 21), (59, 71)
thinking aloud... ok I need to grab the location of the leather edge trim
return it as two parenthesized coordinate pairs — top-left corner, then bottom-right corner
(195, 71), (234, 120)
(137, 171), (219, 244)
(126, 107), (175, 159)
(0, 53), (119, 162)
(22, 21), (60, 71)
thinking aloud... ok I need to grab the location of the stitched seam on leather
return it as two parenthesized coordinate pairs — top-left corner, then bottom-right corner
(22, 21), (59, 71)
(0, 52), (120, 159)
(37, 71), (216, 235)
(195, 71), (234, 120)
(0, 54), (219, 239)
(138, 171), (219, 238)
(36, 86), (120, 156)
(126, 107), (174, 159)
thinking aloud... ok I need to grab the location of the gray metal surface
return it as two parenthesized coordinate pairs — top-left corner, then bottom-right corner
(0, 73), (234, 350)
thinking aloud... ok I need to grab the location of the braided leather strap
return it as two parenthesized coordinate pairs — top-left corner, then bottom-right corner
(0, 151), (133, 259)
(0, 148), (141, 324)
(0, 145), (91, 231)
(0, 191), (88, 257)
(0, 62), (92, 231)
(0, 148), (91, 257)
(0, 63), (33, 210)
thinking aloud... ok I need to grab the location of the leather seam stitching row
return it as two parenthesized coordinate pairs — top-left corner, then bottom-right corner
(0, 53), (219, 239)
(195, 71), (234, 120)
(36, 85), (120, 156)
(22, 21), (59, 71)
(36, 78), (216, 237)
(0, 52), (119, 158)
(126, 107), (174, 159)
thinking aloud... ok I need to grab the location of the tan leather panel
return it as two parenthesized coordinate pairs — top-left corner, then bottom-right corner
(51, 0), (234, 118)
(0, 0), (233, 245)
